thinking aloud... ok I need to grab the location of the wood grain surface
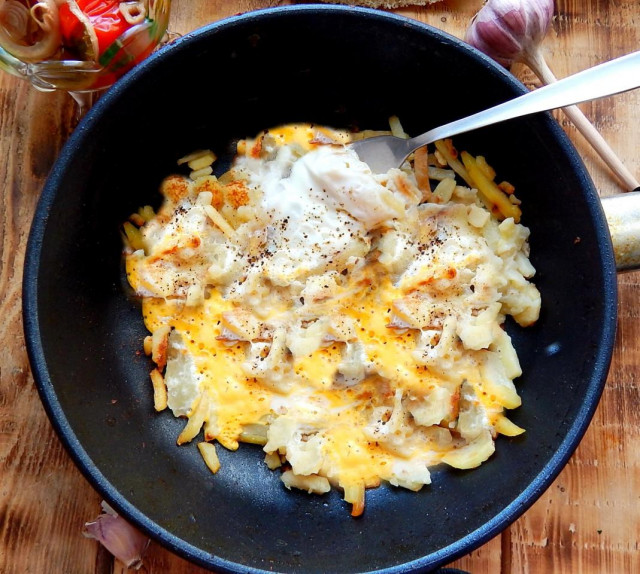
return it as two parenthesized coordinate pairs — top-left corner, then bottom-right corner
(1, 1), (638, 572)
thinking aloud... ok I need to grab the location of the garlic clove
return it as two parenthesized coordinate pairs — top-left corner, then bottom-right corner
(83, 502), (150, 570)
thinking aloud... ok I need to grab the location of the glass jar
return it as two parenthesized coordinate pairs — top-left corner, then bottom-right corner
(0, 0), (171, 94)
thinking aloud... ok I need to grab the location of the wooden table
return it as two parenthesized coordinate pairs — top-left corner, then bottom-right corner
(1, 1), (638, 572)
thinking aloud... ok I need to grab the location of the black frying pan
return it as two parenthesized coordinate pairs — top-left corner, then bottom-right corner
(22, 6), (618, 573)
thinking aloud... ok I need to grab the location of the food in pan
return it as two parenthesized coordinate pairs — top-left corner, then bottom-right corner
(123, 120), (541, 516)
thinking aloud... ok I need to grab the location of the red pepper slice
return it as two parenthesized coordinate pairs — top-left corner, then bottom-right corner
(59, 1), (135, 60)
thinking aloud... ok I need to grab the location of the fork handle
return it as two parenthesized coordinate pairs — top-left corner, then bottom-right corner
(412, 50), (640, 149)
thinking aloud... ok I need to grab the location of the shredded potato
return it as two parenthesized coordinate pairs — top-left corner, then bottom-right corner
(413, 146), (432, 200)
(197, 441), (221, 474)
(434, 138), (472, 186)
(149, 368), (167, 412)
(461, 151), (522, 222)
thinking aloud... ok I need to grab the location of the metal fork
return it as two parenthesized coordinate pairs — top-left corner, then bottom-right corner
(349, 50), (640, 174)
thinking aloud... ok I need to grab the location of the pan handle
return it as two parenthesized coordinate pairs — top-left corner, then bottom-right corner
(601, 191), (640, 271)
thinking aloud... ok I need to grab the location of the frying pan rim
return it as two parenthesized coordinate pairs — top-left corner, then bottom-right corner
(22, 5), (619, 573)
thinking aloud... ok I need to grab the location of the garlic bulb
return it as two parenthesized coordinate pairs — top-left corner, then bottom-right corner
(465, 0), (554, 68)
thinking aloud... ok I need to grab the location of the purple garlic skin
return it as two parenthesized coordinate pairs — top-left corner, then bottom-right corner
(465, 0), (555, 68)
(83, 502), (150, 570)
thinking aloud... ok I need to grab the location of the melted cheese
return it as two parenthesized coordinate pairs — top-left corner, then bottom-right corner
(125, 123), (541, 515)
